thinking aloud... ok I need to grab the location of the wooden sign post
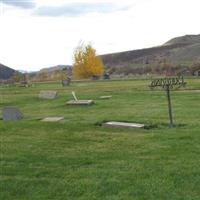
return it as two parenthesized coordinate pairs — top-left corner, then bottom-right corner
(150, 76), (186, 127)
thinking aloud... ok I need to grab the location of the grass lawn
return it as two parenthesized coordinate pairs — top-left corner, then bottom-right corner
(0, 77), (200, 200)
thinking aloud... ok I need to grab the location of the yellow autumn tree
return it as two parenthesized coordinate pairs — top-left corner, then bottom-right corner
(73, 43), (104, 79)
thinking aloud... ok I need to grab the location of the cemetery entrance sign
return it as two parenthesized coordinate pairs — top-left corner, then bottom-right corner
(150, 76), (186, 127)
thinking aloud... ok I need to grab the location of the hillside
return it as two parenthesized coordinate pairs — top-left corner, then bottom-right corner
(101, 34), (200, 74)
(29, 65), (72, 81)
(0, 63), (16, 80)
(164, 34), (200, 46)
(40, 65), (72, 73)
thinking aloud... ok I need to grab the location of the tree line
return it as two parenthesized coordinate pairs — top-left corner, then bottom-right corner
(3, 43), (200, 85)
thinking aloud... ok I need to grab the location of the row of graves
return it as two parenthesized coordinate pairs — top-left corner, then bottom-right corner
(0, 71), (110, 88)
(1, 76), (186, 128)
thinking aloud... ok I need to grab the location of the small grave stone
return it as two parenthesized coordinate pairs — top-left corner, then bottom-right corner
(103, 73), (110, 80)
(62, 77), (71, 86)
(91, 75), (100, 80)
(2, 107), (23, 121)
(41, 117), (64, 122)
(39, 91), (58, 99)
(66, 100), (94, 105)
(20, 81), (31, 87)
(99, 95), (112, 99)
(103, 121), (145, 128)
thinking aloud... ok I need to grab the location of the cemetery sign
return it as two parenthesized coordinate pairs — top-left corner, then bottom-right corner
(150, 76), (186, 127)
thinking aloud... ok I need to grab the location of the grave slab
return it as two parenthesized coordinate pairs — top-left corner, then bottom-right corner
(41, 117), (64, 122)
(66, 100), (95, 105)
(2, 107), (23, 121)
(103, 121), (145, 128)
(39, 91), (58, 99)
(99, 96), (112, 99)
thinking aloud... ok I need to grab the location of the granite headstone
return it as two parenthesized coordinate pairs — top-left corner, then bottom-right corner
(103, 73), (110, 80)
(62, 79), (70, 86)
(2, 107), (23, 121)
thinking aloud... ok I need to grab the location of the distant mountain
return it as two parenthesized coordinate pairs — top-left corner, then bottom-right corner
(40, 64), (72, 72)
(164, 34), (200, 46)
(29, 64), (72, 81)
(101, 34), (200, 74)
(162, 34), (200, 64)
(0, 63), (16, 80)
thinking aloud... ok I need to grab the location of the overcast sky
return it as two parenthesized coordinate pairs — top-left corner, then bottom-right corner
(0, 0), (200, 71)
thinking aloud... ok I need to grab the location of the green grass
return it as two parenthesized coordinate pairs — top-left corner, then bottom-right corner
(0, 77), (200, 200)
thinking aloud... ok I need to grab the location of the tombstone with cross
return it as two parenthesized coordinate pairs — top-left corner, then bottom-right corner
(149, 76), (186, 127)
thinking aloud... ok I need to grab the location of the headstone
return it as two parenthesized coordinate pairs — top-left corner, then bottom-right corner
(62, 77), (71, 86)
(66, 100), (95, 105)
(41, 117), (64, 122)
(2, 107), (23, 121)
(91, 75), (100, 80)
(103, 73), (110, 80)
(20, 81), (30, 87)
(103, 121), (145, 128)
(39, 91), (58, 99)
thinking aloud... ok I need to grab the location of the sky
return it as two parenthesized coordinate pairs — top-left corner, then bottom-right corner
(0, 0), (200, 71)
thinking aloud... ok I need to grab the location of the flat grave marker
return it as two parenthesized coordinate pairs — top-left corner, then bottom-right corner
(2, 107), (23, 121)
(66, 100), (94, 105)
(39, 91), (58, 99)
(103, 121), (145, 128)
(41, 117), (64, 122)
(99, 95), (112, 99)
